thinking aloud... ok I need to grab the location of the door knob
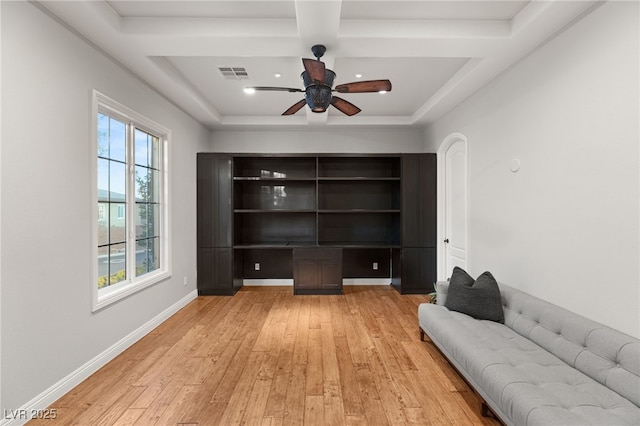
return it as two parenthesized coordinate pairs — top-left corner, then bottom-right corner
(444, 239), (449, 243)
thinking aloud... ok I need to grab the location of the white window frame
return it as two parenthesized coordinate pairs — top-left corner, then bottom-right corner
(91, 90), (171, 311)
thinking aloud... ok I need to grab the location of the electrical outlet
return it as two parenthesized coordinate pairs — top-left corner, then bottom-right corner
(254, 263), (260, 271)
(183, 276), (188, 286)
(373, 262), (378, 270)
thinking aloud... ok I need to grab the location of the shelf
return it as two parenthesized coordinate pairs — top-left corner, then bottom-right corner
(234, 243), (315, 249)
(318, 156), (401, 179)
(234, 177), (316, 181)
(318, 212), (400, 247)
(318, 179), (400, 210)
(318, 242), (401, 248)
(234, 212), (316, 247)
(235, 209), (316, 213)
(317, 177), (400, 181)
(234, 179), (316, 210)
(234, 156), (316, 179)
(318, 210), (400, 214)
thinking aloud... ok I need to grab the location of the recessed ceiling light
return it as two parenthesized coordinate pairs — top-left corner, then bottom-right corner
(378, 90), (387, 94)
(355, 73), (363, 78)
(274, 73), (282, 78)
(243, 87), (256, 94)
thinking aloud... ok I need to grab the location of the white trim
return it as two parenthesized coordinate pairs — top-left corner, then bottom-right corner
(342, 278), (390, 286)
(0, 290), (197, 426)
(436, 132), (469, 280)
(242, 278), (390, 286)
(91, 90), (172, 311)
(0, 1), (3, 412)
(243, 279), (293, 286)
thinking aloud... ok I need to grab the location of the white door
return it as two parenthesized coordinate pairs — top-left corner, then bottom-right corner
(438, 134), (468, 279)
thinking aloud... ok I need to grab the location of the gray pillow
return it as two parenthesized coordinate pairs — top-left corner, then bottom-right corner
(444, 267), (504, 323)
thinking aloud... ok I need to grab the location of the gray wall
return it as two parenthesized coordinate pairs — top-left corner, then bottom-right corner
(1, 2), (209, 411)
(424, 1), (639, 337)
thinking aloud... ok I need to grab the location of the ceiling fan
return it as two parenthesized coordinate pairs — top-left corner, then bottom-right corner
(245, 45), (392, 116)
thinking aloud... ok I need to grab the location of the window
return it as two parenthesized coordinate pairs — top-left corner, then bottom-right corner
(93, 91), (170, 310)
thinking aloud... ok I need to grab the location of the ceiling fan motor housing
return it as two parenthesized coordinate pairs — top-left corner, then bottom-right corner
(301, 69), (336, 112)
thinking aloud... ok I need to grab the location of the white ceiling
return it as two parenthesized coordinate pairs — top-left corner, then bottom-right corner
(38, 0), (599, 130)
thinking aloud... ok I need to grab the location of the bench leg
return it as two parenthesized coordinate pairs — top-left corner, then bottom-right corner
(481, 402), (490, 417)
(420, 328), (426, 341)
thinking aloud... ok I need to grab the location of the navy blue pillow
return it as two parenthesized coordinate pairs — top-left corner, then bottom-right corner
(445, 267), (504, 323)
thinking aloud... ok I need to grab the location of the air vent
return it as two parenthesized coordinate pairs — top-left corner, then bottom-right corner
(218, 67), (249, 80)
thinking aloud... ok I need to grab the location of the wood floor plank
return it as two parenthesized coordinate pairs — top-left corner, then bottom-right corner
(132, 379), (183, 424)
(282, 363), (306, 426)
(218, 351), (268, 425)
(353, 365), (390, 426)
(305, 328), (324, 396)
(293, 297), (311, 365)
(304, 395), (324, 425)
(263, 336), (294, 417)
(111, 407), (145, 426)
(334, 335), (364, 416)
(29, 286), (499, 426)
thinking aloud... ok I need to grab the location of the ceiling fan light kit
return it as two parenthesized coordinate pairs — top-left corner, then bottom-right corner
(245, 44), (392, 116)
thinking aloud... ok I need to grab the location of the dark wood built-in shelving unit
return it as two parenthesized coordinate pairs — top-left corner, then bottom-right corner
(197, 153), (436, 295)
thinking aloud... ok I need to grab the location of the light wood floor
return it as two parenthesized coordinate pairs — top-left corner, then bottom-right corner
(29, 286), (499, 426)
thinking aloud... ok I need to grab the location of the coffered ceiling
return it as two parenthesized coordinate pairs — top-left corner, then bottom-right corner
(38, 0), (599, 129)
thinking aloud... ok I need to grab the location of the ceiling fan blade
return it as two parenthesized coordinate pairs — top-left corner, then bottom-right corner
(330, 96), (361, 116)
(248, 86), (303, 93)
(282, 99), (307, 115)
(335, 80), (392, 93)
(302, 58), (326, 85)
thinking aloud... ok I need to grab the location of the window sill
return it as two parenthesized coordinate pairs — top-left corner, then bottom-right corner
(93, 270), (171, 312)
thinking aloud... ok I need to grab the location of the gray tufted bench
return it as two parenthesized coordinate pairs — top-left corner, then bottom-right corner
(418, 281), (640, 425)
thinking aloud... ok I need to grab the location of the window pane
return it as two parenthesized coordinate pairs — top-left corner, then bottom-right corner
(135, 166), (150, 202)
(150, 136), (160, 169)
(149, 237), (160, 272)
(97, 113), (109, 157)
(135, 129), (149, 167)
(148, 204), (160, 237)
(150, 169), (160, 202)
(109, 161), (126, 201)
(98, 203), (108, 246)
(109, 243), (126, 285)
(135, 239), (148, 276)
(135, 203), (149, 239)
(97, 245), (109, 289)
(108, 117), (126, 162)
(110, 203), (126, 244)
(98, 158), (109, 200)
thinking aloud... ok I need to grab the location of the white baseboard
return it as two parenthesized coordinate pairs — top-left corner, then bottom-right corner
(0, 290), (198, 426)
(243, 279), (293, 286)
(242, 278), (390, 286)
(342, 278), (390, 286)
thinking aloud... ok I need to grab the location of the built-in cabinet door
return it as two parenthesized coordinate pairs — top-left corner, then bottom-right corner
(197, 248), (233, 295)
(319, 258), (342, 289)
(402, 153), (436, 247)
(197, 153), (232, 248)
(293, 248), (342, 294)
(400, 248), (436, 294)
(294, 259), (319, 289)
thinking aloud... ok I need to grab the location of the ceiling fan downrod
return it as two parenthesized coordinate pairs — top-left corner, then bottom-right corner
(310, 44), (326, 60)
